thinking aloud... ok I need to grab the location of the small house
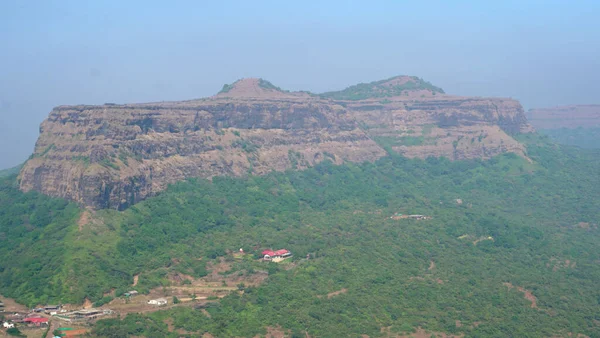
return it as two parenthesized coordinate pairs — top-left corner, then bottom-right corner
(147, 298), (167, 306)
(23, 317), (49, 326)
(3, 322), (15, 329)
(124, 290), (139, 297)
(44, 305), (61, 313)
(5, 313), (25, 322)
(262, 249), (292, 262)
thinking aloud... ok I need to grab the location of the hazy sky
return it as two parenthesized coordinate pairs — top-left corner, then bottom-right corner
(1, 0), (599, 169)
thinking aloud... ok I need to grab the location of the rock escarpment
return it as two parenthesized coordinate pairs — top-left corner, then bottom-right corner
(527, 105), (600, 129)
(20, 76), (533, 209)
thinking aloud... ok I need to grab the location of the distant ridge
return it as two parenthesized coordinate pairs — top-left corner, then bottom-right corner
(528, 105), (600, 129)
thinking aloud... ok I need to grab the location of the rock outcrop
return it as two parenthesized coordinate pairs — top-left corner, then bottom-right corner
(20, 76), (533, 209)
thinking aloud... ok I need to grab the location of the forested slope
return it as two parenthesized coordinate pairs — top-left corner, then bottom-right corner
(538, 127), (600, 149)
(1, 134), (599, 337)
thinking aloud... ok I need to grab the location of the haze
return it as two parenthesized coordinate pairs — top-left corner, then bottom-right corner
(1, 0), (599, 169)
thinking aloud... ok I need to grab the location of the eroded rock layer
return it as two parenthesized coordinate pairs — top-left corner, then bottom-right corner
(20, 77), (532, 209)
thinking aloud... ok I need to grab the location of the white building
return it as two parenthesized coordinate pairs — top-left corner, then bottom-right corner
(3, 322), (15, 329)
(147, 298), (168, 306)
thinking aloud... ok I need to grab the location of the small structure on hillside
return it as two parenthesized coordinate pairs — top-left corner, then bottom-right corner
(44, 305), (61, 314)
(408, 214), (431, 220)
(0, 301), (4, 312)
(390, 213), (431, 220)
(3, 322), (15, 329)
(147, 298), (168, 306)
(4, 313), (26, 323)
(23, 317), (49, 327)
(262, 249), (292, 262)
(124, 290), (139, 297)
(54, 308), (114, 322)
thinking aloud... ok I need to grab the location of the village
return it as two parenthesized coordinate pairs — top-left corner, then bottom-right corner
(1, 247), (293, 337)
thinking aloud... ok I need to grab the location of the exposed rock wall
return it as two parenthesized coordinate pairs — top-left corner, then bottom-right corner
(19, 78), (533, 209)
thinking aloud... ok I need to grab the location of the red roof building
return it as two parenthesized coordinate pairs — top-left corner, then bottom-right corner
(262, 250), (275, 256)
(274, 249), (290, 256)
(262, 249), (292, 260)
(24, 317), (48, 326)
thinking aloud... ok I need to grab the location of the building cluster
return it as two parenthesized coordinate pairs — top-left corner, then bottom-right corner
(3, 312), (50, 328)
(54, 308), (114, 322)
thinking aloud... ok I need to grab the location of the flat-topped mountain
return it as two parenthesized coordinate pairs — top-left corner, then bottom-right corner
(527, 104), (600, 129)
(19, 76), (533, 209)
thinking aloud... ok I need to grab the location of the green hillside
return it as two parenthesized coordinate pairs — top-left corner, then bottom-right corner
(1, 135), (599, 337)
(0, 163), (23, 178)
(320, 76), (445, 100)
(538, 127), (600, 149)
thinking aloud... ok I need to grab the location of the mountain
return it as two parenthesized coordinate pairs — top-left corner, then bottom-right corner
(527, 105), (600, 148)
(18, 76), (533, 210)
(2, 77), (599, 337)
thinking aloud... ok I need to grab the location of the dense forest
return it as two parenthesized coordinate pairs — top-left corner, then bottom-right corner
(1, 134), (599, 337)
(538, 127), (600, 149)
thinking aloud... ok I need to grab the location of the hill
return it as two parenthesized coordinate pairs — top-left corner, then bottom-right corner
(1, 135), (600, 337)
(18, 76), (532, 209)
(319, 75), (445, 100)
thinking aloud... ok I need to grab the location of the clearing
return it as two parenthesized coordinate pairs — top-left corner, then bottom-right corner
(103, 258), (267, 316)
(503, 282), (537, 308)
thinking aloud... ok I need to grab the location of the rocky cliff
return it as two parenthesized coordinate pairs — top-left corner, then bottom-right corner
(527, 105), (600, 129)
(19, 76), (533, 209)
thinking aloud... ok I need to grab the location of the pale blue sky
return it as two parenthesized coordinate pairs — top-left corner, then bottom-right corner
(1, 0), (599, 168)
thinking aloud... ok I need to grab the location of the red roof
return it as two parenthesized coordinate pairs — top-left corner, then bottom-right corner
(24, 317), (48, 323)
(262, 250), (275, 256)
(274, 249), (289, 256)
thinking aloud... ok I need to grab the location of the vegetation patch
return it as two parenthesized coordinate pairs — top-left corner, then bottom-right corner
(258, 78), (288, 92)
(320, 76), (445, 100)
(0, 136), (599, 337)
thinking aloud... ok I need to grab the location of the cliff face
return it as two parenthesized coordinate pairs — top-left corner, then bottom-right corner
(527, 105), (600, 129)
(20, 77), (533, 209)
(348, 95), (532, 160)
